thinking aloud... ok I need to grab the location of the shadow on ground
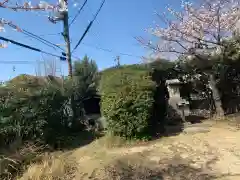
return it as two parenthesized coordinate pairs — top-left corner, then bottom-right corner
(98, 155), (218, 180)
(185, 115), (207, 124)
(154, 105), (184, 138)
(101, 154), (240, 180)
(53, 130), (103, 151)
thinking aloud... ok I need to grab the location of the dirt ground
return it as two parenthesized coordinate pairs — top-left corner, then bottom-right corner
(20, 119), (240, 180)
(70, 120), (240, 180)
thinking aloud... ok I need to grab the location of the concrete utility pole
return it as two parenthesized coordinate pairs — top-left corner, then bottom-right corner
(57, 0), (76, 123)
(56, 0), (73, 78)
(115, 55), (120, 67)
(62, 10), (73, 77)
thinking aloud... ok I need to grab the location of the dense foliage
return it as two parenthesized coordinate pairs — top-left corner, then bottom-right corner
(0, 57), (100, 148)
(73, 55), (99, 99)
(0, 58), (101, 179)
(70, 56), (101, 131)
(175, 35), (240, 115)
(0, 77), (71, 147)
(100, 65), (156, 139)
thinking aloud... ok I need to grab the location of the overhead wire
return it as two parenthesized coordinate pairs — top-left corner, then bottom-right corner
(23, 30), (65, 51)
(71, 0), (105, 54)
(38, 33), (62, 37)
(84, 4), (102, 41)
(81, 43), (144, 58)
(18, 30), (80, 59)
(0, 36), (67, 59)
(22, 31), (59, 51)
(3, 0), (142, 62)
(7, 23), (65, 51)
(69, 0), (88, 27)
(0, 60), (43, 64)
(7, 23), (80, 60)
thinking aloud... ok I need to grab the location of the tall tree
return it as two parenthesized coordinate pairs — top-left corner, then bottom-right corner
(73, 55), (98, 96)
(141, 0), (240, 116)
(72, 55), (99, 116)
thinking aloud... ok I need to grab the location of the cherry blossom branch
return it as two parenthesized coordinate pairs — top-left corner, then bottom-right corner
(0, 1), (59, 11)
(136, 36), (186, 55)
(145, 0), (240, 59)
(0, 18), (22, 32)
(0, 0), (8, 6)
(0, 17), (19, 48)
(155, 13), (222, 47)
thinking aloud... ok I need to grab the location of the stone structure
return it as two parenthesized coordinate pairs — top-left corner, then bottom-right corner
(166, 79), (190, 121)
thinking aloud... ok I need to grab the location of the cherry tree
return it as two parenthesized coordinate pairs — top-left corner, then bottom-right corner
(141, 0), (240, 58)
(141, 0), (240, 116)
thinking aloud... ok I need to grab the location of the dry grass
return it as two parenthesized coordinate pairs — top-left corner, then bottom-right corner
(93, 134), (149, 149)
(16, 118), (240, 180)
(18, 154), (77, 180)
(101, 154), (216, 180)
(0, 141), (48, 180)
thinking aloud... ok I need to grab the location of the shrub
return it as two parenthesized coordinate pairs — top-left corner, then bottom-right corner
(0, 77), (71, 147)
(100, 66), (156, 139)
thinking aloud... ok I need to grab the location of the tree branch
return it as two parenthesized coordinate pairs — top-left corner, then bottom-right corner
(0, 0), (8, 6)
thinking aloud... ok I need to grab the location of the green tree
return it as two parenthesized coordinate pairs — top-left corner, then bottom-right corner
(176, 35), (240, 115)
(0, 78), (71, 147)
(72, 55), (99, 117)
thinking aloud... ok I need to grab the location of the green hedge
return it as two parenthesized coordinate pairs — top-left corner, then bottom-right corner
(99, 66), (156, 139)
(0, 79), (72, 147)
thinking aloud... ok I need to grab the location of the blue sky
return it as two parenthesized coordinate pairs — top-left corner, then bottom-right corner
(0, 0), (181, 81)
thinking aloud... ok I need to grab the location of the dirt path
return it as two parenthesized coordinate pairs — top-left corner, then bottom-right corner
(75, 121), (240, 179)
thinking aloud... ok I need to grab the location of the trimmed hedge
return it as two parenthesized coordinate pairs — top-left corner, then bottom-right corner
(99, 66), (156, 139)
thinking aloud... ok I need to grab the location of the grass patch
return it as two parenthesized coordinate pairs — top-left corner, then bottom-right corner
(0, 142), (48, 180)
(18, 154), (77, 180)
(93, 134), (150, 149)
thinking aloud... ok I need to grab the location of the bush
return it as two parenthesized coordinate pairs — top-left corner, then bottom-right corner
(100, 66), (156, 139)
(0, 77), (72, 147)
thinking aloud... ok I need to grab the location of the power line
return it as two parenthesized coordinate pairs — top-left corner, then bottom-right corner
(72, 0), (105, 53)
(0, 60), (43, 64)
(38, 33), (61, 37)
(92, 0), (105, 22)
(24, 30), (65, 51)
(23, 31), (80, 60)
(22, 31), (59, 51)
(7, 23), (65, 51)
(81, 43), (144, 58)
(7, 23), (80, 60)
(69, 0), (88, 27)
(0, 36), (65, 59)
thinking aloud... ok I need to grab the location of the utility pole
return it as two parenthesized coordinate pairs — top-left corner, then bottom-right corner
(115, 55), (120, 67)
(62, 10), (73, 77)
(1, 0), (104, 77)
(60, 0), (76, 126)
(55, 0), (73, 78)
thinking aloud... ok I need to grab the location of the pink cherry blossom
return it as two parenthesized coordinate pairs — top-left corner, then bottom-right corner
(0, 42), (8, 48)
(0, 18), (22, 32)
(0, 0), (69, 34)
(0, 0), (59, 11)
(146, 0), (240, 57)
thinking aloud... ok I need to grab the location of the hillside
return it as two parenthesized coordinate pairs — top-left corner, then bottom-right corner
(7, 74), (64, 87)
(19, 119), (240, 180)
